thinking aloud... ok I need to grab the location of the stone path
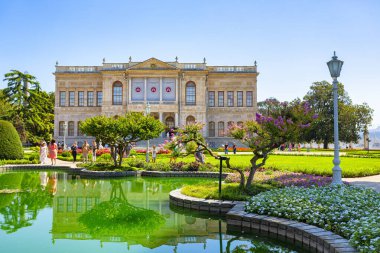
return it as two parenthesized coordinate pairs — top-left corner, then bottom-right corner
(343, 175), (380, 193)
(48, 159), (78, 168)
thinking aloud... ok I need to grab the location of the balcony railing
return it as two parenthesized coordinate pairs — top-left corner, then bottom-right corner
(102, 63), (129, 70)
(55, 66), (101, 73)
(208, 66), (257, 73)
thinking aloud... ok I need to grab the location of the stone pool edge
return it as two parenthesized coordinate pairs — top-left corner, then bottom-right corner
(0, 165), (229, 179)
(169, 189), (358, 253)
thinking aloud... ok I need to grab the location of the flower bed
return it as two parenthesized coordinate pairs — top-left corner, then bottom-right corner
(245, 185), (380, 253)
(225, 169), (333, 188)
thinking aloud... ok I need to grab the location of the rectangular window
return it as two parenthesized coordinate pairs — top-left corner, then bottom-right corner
(68, 121), (74, 136)
(77, 121), (82, 136)
(237, 91), (243, 107)
(218, 121), (225, 137)
(227, 91), (234, 107)
(87, 91), (94, 106)
(208, 91), (215, 107)
(246, 91), (253, 107)
(78, 91), (84, 106)
(218, 91), (224, 107)
(59, 121), (64, 136)
(76, 197), (84, 213)
(97, 91), (103, 106)
(59, 91), (66, 107)
(57, 197), (64, 213)
(67, 197), (74, 212)
(69, 91), (75, 106)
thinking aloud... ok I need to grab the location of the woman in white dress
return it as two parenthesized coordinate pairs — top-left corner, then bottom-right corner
(40, 141), (48, 164)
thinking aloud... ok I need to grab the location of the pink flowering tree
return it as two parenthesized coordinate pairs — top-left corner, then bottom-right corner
(229, 100), (318, 190)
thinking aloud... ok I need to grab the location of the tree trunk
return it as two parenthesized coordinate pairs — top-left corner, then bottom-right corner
(245, 156), (259, 189)
(323, 139), (329, 149)
(111, 146), (117, 167)
(118, 147), (124, 166)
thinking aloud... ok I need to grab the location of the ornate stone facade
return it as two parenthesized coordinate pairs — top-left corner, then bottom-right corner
(54, 58), (258, 147)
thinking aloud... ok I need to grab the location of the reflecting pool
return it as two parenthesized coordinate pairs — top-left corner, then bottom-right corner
(0, 171), (308, 253)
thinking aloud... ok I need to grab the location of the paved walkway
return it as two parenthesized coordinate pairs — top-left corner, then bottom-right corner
(343, 175), (380, 193)
(54, 159), (78, 168)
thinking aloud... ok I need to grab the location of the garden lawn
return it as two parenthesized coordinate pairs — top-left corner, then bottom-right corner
(153, 154), (380, 177)
(264, 155), (380, 177)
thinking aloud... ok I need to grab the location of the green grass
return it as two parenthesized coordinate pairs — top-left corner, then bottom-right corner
(264, 155), (380, 177)
(56, 152), (380, 178)
(181, 182), (276, 201)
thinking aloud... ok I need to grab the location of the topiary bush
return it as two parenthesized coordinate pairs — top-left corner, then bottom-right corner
(0, 120), (23, 160)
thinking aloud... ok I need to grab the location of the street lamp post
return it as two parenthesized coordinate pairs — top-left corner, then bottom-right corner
(63, 121), (68, 151)
(145, 102), (151, 162)
(327, 51), (344, 185)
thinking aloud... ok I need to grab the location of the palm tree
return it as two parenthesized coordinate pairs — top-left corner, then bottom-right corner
(3, 70), (41, 110)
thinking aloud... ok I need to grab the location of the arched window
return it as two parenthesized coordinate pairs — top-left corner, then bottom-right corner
(218, 121), (225, 137)
(165, 116), (175, 129)
(186, 115), (196, 125)
(59, 121), (64, 136)
(227, 121), (234, 129)
(208, 121), (215, 137)
(237, 121), (244, 127)
(68, 121), (74, 136)
(113, 81), (123, 105)
(185, 82), (196, 105)
(77, 121), (83, 136)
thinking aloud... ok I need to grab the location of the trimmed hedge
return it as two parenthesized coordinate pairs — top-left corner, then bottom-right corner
(0, 120), (23, 160)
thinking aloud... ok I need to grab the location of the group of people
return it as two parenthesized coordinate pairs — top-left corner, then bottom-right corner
(39, 139), (58, 165)
(39, 139), (99, 165)
(224, 143), (237, 155)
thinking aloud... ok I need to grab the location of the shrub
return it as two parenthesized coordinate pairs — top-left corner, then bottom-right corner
(144, 162), (171, 171)
(61, 151), (71, 157)
(96, 148), (110, 156)
(127, 158), (147, 168)
(185, 161), (200, 171)
(0, 120), (23, 160)
(98, 153), (112, 162)
(28, 153), (40, 161)
(170, 161), (186, 171)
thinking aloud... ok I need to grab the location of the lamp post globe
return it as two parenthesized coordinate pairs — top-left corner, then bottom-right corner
(145, 102), (151, 162)
(327, 51), (344, 185)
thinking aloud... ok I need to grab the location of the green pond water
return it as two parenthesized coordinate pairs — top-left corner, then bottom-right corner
(0, 171), (308, 253)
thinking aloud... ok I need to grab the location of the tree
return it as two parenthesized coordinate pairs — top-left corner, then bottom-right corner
(3, 70), (41, 110)
(2, 71), (54, 144)
(0, 90), (13, 120)
(80, 113), (164, 166)
(257, 97), (281, 116)
(303, 81), (374, 148)
(229, 100), (316, 189)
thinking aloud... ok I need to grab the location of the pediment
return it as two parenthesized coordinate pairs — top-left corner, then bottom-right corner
(128, 58), (177, 70)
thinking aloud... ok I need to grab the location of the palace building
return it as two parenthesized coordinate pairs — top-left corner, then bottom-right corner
(54, 57), (258, 147)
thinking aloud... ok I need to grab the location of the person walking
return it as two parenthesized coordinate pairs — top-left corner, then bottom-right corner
(82, 140), (90, 163)
(39, 141), (48, 164)
(48, 139), (58, 165)
(92, 140), (97, 162)
(71, 142), (78, 163)
(232, 143), (237, 155)
(151, 145), (157, 163)
(224, 143), (229, 155)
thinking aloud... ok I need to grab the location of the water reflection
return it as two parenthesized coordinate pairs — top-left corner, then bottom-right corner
(0, 171), (305, 252)
(0, 172), (53, 233)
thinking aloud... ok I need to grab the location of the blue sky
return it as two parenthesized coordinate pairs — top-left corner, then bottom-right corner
(1, 0), (379, 127)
